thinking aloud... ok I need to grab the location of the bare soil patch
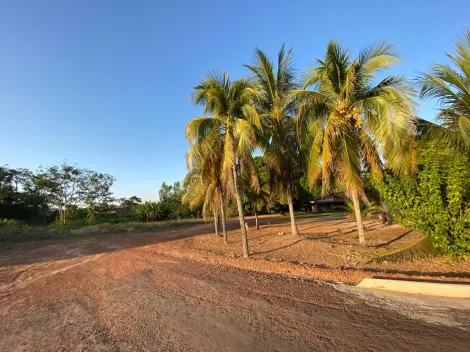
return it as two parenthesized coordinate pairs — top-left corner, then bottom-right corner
(1, 218), (470, 351)
(157, 214), (470, 284)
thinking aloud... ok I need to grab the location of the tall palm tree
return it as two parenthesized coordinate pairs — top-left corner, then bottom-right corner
(245, 44), (301, 235)
(296, 40), (416, 244)
(417, 29), (470, 152)
(186, 72), (259, 257)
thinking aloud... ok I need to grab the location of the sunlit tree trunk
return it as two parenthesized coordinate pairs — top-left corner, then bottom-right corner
(213, 209), (219, 236)
(286, 183), (299, 235)
(220, 203), (227, 244)
(202, 202), (207, 222)
(351, 189), (366, 245)
(255, 209), (259, 230)
(232, 165), (249, 258)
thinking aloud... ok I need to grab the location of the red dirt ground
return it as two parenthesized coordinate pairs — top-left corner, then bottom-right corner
(166, 214), (470, 284)
(1, 216), (469, 351)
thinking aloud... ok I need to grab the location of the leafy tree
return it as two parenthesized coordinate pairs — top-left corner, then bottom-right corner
(296, 40), (416, 244)
(119, 196), (142, 208)
(245, 45), (301, 235)
(158, 182), (193, 220)
(298, 174), (321, 211)
(34, 162), (115, 225)
(1, 166), (35, 221)
(37, 163), (86, 224)
(81, 171), (115, 224)
(417, 29), (470, 152)
(376, 146), (470, 255)
(187, 72), (259, 257)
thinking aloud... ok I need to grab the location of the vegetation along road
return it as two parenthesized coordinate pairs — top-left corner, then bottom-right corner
(1, 222), (469, 351)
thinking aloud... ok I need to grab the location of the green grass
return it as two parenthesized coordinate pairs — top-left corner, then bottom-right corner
(0, 219), (205, 243)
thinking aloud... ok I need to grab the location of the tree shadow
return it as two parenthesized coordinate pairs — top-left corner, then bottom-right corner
(253, 239), (305, 255)
(0, 222), (220, 267)
(373, 230), (414, 248)
(302, 222), (382, 240)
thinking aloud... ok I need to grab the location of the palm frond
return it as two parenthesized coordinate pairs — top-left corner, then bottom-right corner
(371, 236), (440, 263)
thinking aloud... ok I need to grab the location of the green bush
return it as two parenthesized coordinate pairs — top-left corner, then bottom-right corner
(376, 147), (470, 255)
(0, 218), (19, 225)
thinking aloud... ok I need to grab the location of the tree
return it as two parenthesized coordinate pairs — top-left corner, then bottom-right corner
(158, 182), (193, 220)
(245, 44), (301, 235)
(0, 166), (43, 221)
(187, 72), (259, 257)
(136, 201), (154, 222)
(417, 29), (470, 152)
(376, 144), (470, 255)
(296, 40), (416, 244)
(183, 132), (228, 242)
(119, 196), (142, 208)
(37, 163), (86, 224)
(242, 171), (268, 230)
(81, 171), (115, 224)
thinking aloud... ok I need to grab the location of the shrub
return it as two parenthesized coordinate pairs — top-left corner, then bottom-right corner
(0, 218), (18, 225)
(376, 147), (470, 255)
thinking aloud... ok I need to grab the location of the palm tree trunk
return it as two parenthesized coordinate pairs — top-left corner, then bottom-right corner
(213, 209), (219, 236)
(232, 165), (249, 258)
(202, 202), (207, 222)
(220, 203), (227, 244)
(351, 189), (366, 245)
(286, 183), (299, 235)
(255, 209), (259, 230)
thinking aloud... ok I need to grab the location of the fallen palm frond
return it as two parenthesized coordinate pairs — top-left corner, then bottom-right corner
(370, 236), (441, 263)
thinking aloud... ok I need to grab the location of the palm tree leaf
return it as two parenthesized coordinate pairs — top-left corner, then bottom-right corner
(358, 41), (400, 74)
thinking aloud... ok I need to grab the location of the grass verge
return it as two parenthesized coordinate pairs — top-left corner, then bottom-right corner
(0, 219), (205, 242)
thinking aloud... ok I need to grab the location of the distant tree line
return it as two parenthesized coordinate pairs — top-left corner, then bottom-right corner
(0, 162), (201, 226)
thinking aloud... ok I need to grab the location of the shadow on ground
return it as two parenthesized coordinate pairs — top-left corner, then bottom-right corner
(0, 214), (345, 267)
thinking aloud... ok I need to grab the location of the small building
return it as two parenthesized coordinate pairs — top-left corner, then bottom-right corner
(310, 194), (347, 212)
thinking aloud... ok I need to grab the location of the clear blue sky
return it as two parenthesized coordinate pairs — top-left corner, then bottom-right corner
(0, 0), (468, 200)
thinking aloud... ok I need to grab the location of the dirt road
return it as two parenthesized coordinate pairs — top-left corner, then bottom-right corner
(1, 223), (470, 351)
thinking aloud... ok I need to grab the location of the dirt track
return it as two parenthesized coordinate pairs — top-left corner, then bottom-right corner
(1, 222), (470, 351)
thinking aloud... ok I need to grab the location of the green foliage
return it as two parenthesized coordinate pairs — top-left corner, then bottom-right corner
(336, 200), (384, 220)
(296, 39), (416, 195)
(135, 182), (197, 222)
(0, 218), (19, 225)
(376, 147), (470, 255)
(0, 166), (51, 223)
(245, 45), (301, 214)
(417, 29), (470, 152)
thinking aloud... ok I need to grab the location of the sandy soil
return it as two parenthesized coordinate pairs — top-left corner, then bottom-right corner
(168, 214), (470, 284)
(1, 217), (470, 351)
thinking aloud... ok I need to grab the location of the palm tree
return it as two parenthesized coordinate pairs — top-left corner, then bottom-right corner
(417, 29), (470, 152)
(242, 167), (269, 230)
(245, 45), (301, 235)
(183, 132), (228, 243)
(186, 72), (259, 257)
(296, 40), (416, 244)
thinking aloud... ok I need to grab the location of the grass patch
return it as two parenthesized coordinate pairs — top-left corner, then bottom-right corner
(0, 219), (205, 242)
